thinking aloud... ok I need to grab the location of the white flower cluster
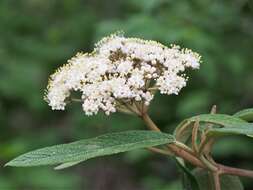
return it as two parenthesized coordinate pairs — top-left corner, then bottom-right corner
(45, 33), (201, 116)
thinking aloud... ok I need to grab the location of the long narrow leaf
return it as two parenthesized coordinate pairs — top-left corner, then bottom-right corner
(6, 130), (174, 168)
(175, 114), (253, 141)
(234, 108), (253, 122)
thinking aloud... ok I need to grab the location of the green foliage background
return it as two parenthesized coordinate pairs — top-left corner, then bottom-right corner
(0, 0), (253, 189)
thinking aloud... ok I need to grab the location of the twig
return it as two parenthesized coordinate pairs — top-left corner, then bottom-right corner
(192, 120), (199, 154)
(213, 172), (221, 190)
(119, 100), (141, 116)
(173, 141), (195, 156)
(199, 105), (217, 155)
(175, 120), (192, 140)
(141, 113), (205, 168)
(218, 164), (253, 179)
(199, 136), (214, 155)
(148, 147), (173, 156)
(199, 155), (218, 172)
(138, 104), (253, 182)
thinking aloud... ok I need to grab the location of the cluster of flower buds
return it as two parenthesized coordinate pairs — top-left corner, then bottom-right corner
(45, 33), (201, 116)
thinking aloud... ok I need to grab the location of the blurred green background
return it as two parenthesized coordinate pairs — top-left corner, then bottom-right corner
(0, 0), (253, 189)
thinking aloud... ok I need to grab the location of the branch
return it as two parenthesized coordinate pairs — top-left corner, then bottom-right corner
(192, 120), (199, 154)
(218, 164), (253, 179)
(141, 113), (205, 168)
(213, 172), (221, 190)
(148, 147), (173, 156)
(140, 105), (253, 181)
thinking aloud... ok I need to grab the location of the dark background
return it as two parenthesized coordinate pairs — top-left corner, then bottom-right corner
(0, 0), (253, 189)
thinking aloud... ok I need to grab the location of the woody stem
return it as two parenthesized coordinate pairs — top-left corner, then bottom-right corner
(141, 113), (205, 168)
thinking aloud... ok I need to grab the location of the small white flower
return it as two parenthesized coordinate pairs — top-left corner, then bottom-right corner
(157, 73), (187, 95)
(45, 33), (201, 116)
(117, 60), (133, 75)
(128, 70), (145, 88)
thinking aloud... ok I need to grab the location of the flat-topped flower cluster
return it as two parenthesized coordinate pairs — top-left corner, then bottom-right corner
(45, 33), (201, 115)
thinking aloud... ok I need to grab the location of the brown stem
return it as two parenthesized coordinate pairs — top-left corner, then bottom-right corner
(192, 120), (199, 154)
(218, 164), (253, 179)
(174, 141), (196, 156)
(141, 113), (160, 131)
(141, 113), (205, 168)
(199, 105), (217, 154)
(175, 120), (192, 139)
(199, 135), (209, 154)
(148, 147), (172, 156)
(138, 105), (253, 180)
(213, 172), (221, 190)
(200, 155), (218, 172)
(168, 145), (205, 168)
(120, 101), (141, 116)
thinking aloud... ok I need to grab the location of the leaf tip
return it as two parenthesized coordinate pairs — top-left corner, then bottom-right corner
(4, 158), (25, 167)
(4, 161), (14, 167)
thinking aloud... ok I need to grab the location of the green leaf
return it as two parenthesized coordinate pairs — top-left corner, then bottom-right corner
(6, 130), (174, 168)
(54, 161), (82, 170)
(234, 108), (253, 122)
(193, 168), (244, 190)
(175, 114), (253, 140)
(188, 114), (247, 127)
(207, 126), (253, 137)
(190, 114), (253, 137)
